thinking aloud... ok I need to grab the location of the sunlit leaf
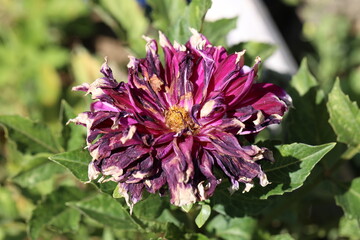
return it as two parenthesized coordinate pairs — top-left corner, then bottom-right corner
(338, 216), (360, 240)
(195, 204), (211, 228)
(202, 18), (237, 46)
(327, 79), (360, 155)
(290, 58), (318, 96)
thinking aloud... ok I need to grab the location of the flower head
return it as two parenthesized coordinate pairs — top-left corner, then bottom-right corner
(70, 30), (291, 210)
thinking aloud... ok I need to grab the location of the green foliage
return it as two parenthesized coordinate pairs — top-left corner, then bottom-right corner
(0, 115), (62, 153)
(333, 177), (360, 222)
(327, 79), (360, 157)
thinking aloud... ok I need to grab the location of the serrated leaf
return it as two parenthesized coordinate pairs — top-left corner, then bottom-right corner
(187, 0), (212, 30)
(212, 143), (335, 216)
(327, 79), (360, 151)
(334, 177), (360, 222)
(60, 100), (85, 151)
(0, 115), (62, 153)
(28, 187), (85, 240)
(49, 149), (90, 182)
(48, 208), (81, 233)
(195, 204), (211, 228)
(206, 215), (257, 240)
(202, 18), (237, 46)
(68, 194), (139, 229)
(12, 157), (64, 188)
(256, 142), (336, 199)
(290, 58), (318, 96)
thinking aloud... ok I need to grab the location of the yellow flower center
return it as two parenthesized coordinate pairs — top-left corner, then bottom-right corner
(165, 106), (195, 133)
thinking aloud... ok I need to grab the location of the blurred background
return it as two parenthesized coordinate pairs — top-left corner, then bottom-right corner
(0, 0), (359, 239)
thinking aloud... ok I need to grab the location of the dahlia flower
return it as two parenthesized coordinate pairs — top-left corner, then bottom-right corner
(70, 29), (291, 210)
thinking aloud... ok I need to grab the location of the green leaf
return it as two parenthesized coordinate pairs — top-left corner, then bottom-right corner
(68, 194), (139, 229)
(48, 208), (81, 233)
(338, 216), (360, 240)
(28, 187), (85, 240)
(212, 143), (335, 216)
(149, 0), (212, 43)
(60, 100), (85, 151)
(195, 204), (211, 228)
(99, 0), (148, 54)
(284, 60), (335, 145)
(334, 177), (360, 222)
(187, 0), (212, 31)
(256, 142), (336, 199)
(147, 0), (187, 32)
(290, 58), (318, 96)
(271, 233), (295, 240)
(206, 215), (257, 240)
(327, 79), (360, 154)
(132, 194), (166, 220)
(12, 156), (64, 188)
(229, 42), (277, 63)
(0, 115), (62, 153)
(202, 18), (237, 46)
(49, 149), (90, 182)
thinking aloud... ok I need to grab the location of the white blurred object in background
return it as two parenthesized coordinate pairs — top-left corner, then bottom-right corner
(206, 0), (298, 75)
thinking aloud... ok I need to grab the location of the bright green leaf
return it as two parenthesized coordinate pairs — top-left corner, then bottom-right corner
(334, 177), (360, 222)
(49, 149), (90, 182)
(68, 194), (139, 229)
(327, 79), (360, 154)
(187, 0), (212, 30)
(28, 187), (85, 240)
(202, 18), (237, 46)
(195, 204), (211, 228)
(338, 216), (360, 240)
(256, 142), (336, 199)
(0, 115), (62, 153)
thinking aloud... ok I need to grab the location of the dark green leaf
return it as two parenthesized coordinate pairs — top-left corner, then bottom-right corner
(49, 149), (90, 182)
(68, 194), (139, 229)
(202, 18), (237, 46)
(60, 100), (85, 151)
(0, 115), (62, 153)
(284, 59), (335, 145)
(48, 208), (81, 233)
(132, 194), (166, 220)
(327, 79), (360, 155)
(28, 187), (85, 240)
(195, 204), (211, 228)
(334, 177), (360, 222)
